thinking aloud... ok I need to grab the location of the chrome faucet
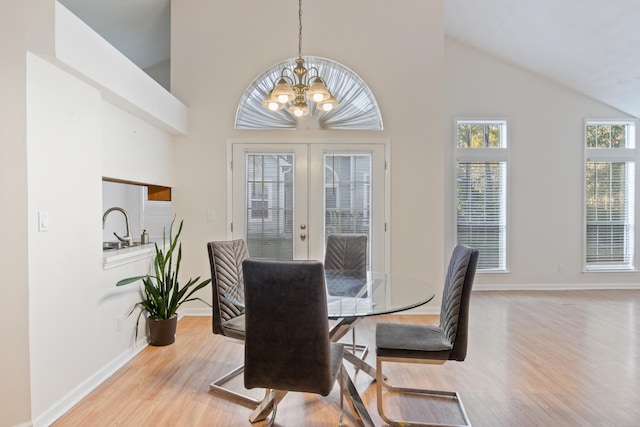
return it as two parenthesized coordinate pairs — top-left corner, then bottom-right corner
(102, 207), (133, 247)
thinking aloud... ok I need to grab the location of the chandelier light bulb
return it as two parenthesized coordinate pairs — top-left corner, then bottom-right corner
(318, 94), (338, 112)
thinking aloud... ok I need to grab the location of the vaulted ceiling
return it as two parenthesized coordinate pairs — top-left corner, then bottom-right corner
(60, 0), (640, 117)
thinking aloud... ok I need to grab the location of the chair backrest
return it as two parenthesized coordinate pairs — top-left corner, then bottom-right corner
(439, 244), (479, 362)
(242, 259), (335, 396)
(324, 233), (368, 274)
(207, 239), (248, 336)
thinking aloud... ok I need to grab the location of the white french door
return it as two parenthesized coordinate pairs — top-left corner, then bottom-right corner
(231, 142), (387, 271)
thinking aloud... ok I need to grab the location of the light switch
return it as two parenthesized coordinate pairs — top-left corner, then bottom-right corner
(38, 211), (49, 232)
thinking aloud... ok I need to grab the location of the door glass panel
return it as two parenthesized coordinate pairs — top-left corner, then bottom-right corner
(324, 153), (372, 268)
(245, 153), (294, 259)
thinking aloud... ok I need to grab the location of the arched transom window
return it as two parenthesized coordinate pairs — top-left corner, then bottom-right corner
(235, 56), (383, 130)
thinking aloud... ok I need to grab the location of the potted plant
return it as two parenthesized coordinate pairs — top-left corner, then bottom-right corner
(116, 219), (211, 346)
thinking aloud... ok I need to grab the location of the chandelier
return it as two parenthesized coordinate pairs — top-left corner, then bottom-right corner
(261, 0), (339, 117)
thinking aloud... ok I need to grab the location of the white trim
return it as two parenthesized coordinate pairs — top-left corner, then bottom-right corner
(180, 307), (213, 316)
(474, 282), (640, 291)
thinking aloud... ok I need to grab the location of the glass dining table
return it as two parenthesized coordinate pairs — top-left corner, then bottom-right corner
(226, 269), (435, 426)
(226, 269), (435, 319)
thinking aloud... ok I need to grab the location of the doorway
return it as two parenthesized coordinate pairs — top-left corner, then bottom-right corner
(231, 142), (387, 271)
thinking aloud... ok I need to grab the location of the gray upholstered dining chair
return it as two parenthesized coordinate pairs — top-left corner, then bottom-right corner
(324, 233), (368, 276)
(207, 239), (263, 406)
(325, 233), (369, 357)
(242, 258), (352, 426)
(375, 244), (479, 427)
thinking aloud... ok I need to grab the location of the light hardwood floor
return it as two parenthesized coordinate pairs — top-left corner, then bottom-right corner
(52, 290), (640, 426)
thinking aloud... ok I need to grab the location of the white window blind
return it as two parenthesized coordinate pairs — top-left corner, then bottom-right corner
(585, 122), (636, 270)
(455, 120), (508, 271)
(142, 187), (173, 242)
(324, 153), (372, 268)
(245, 153), (294, 260)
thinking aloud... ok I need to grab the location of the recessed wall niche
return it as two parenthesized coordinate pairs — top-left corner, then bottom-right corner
(102, 179), (173, 243)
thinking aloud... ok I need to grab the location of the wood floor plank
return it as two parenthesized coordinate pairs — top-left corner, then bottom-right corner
(51, 290), (640, 426)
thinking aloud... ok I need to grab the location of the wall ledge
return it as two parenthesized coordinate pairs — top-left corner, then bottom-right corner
(103, 244), (155, 270)
(52, 2), (188, 135)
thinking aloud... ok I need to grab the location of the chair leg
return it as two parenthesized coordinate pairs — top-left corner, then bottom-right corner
(339, 364), (345, 427)
(266, 390), (278, 427)
(376, 357), (472, 427)
(209, 364), (264, 407)
(351, 328), (369, 360)
(340, 365), (375, 427)
(249, 389), (288, 423)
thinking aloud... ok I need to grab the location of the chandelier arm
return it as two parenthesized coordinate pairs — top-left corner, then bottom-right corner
(305, 66), (320, 82)
(278, 70), (295, 86)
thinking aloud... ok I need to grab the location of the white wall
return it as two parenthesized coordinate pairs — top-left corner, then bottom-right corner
(445, 38), (640, 289)
(0, 1), (40, 425)
(18, 3), (182, 425)
(26, 53), (153, 426)
(170, 0), (446, 309)
(102, 100), (175, 186)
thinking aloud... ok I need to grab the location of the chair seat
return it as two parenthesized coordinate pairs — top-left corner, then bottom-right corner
(222, 314), (245, 340)
(376, 323), (452, 360)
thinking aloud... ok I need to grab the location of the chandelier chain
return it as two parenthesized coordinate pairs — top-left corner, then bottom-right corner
(298, 0), (303, 58)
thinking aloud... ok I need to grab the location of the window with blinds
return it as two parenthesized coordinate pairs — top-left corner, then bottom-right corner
(245, 153), (294, 260)
(455, 120), (508, 271)
(324, 153), (372, 268)
(142, 186), (173, 242)
(585, 122), (636, 271)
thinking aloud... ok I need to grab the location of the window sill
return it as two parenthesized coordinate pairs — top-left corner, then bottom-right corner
(103, 243), (155, 270)
(583, 268), (638, 274)
(477, 269), (510, 274)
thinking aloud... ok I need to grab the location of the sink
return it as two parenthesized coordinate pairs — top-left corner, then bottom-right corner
(103, 241), (142, 251)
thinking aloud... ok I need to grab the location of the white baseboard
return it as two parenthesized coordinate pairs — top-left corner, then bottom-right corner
(32, 339), (148, 427)
(474, 282), (640, 291)
(181, 307), (214, 317)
